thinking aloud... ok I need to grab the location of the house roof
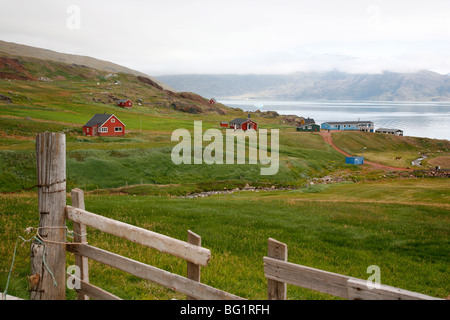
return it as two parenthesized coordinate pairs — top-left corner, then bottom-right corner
(229, 118), (256, 124)
(304, 118), (315, 124)
(323, 121), (373, 125)
(117, 99), (131, 103)
(376, 128), (403, 132)
(298, 123), (320, 128)
(83, 114), (125, 127)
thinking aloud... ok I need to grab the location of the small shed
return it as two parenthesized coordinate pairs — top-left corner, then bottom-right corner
(220, 121), (229, 128)
(297, 123), (320, 132)
(345, 157), (364, 165)
(117, 99), (132, 108)
(209, 98), (217, 105)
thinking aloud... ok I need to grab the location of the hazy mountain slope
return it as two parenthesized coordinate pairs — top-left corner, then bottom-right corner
(0, 40), (174, 91)
(157, 71), (450, 101)
(0, 46), (233, 115)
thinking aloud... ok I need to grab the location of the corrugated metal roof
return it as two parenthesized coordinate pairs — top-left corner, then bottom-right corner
(229, 118), (257, 124)
(298, 123), (320, 128)
(83, 114), (112, 127)
(323, 121), (373, 125)
(376, 128), (403, 133)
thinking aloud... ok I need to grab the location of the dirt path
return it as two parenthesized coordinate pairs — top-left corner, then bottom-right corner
(318, 131), (413, 171)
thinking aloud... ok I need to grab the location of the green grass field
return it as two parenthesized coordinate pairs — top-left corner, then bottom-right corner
(0, 179), (448, 300)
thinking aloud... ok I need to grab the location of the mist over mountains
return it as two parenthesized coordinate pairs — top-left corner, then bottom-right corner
(156, 70), (450, 101)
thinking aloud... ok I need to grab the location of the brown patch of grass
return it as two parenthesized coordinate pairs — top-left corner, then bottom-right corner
(428, 156), (450, 169)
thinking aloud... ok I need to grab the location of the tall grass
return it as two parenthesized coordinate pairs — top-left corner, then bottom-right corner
(1, 179), (448, 300)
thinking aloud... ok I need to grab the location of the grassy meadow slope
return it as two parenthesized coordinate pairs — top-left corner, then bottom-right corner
(332, 131), (450, 168)
(0, 51), (358, 193)
(0, 45), (449, 300)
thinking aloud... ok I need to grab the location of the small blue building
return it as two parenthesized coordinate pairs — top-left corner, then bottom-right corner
(321, 121), (374, 132)
(345, 157), (364, 165)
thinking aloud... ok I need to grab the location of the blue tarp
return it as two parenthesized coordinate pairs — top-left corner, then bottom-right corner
(345, 157), (364, 165)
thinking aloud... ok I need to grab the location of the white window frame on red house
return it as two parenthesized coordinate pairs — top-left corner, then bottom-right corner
(114, 127), (123, 132)
(100, 127), (108, 133)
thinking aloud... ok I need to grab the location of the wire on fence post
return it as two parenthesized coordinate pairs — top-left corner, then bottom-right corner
(2, 237), (20, 300)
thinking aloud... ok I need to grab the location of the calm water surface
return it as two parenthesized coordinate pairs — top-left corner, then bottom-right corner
(219, 100), (450, 141)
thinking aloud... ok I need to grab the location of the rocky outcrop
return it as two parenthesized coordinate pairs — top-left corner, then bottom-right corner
(137, 76), (165, 90)
(178, 184), (294, 198)
(0, 94), (12, 103)
(0, 56), (35, 80)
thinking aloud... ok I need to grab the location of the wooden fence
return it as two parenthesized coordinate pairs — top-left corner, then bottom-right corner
(26, 132), (443, 301)
(29, 132), (244, 300)
(65, 188), (244, 300)
(264, 238), (443, 300)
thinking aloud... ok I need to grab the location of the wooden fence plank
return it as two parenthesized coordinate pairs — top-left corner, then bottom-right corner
(187, 230), (201, 300)
(347, 279), (443, 300)
(67, 244), (244, 300)
(71, 188), (89, 300)
(264, 256), (351, 299)
(65, 206), (211, 266)
(267, 238), (287, 300)
(67, 275), (122, 300)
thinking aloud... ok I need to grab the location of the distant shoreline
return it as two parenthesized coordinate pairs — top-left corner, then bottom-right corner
(220, 99), (450, 141)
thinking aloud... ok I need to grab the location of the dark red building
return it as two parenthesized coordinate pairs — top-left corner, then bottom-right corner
(228, 117), (258, 131)
(117, 99), (132, 108)
(82, 114), (125, 137)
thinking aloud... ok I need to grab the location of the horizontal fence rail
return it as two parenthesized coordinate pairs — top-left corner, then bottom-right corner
(264, 239), (444, 301)
(66, 274), (122, 300)
(264, 256), (351, 299)
(346, 279), (443, 300)
(65, 205), (211, 266)
(67, 243), (244, 300)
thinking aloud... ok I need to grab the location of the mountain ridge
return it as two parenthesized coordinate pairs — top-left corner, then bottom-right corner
(156, 70), (450, 101)
(0, 40), (174, 91)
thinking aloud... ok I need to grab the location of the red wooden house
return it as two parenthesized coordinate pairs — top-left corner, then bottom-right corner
(82, 114), (125, 137)
(209, 98), (217, 105)
(117, 99), (132, 108)
(228, 116), (258, 131)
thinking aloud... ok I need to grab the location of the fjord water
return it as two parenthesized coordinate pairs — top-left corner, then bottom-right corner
(220, 100), (450, 141)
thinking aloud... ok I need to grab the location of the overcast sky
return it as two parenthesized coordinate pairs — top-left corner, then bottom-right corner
(1, 0), (449, 75)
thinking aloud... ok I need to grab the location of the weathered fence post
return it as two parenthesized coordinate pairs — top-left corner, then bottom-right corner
(71, 188), (89, 300)
(30, 132), (66, 300)
(267, 238), (287, 300)
(186, 230), (201, 300)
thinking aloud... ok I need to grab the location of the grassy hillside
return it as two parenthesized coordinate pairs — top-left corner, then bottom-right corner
(332, 131), (450, 168)
(0, 51), (360, 193)
(0, 40), (172, 90)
